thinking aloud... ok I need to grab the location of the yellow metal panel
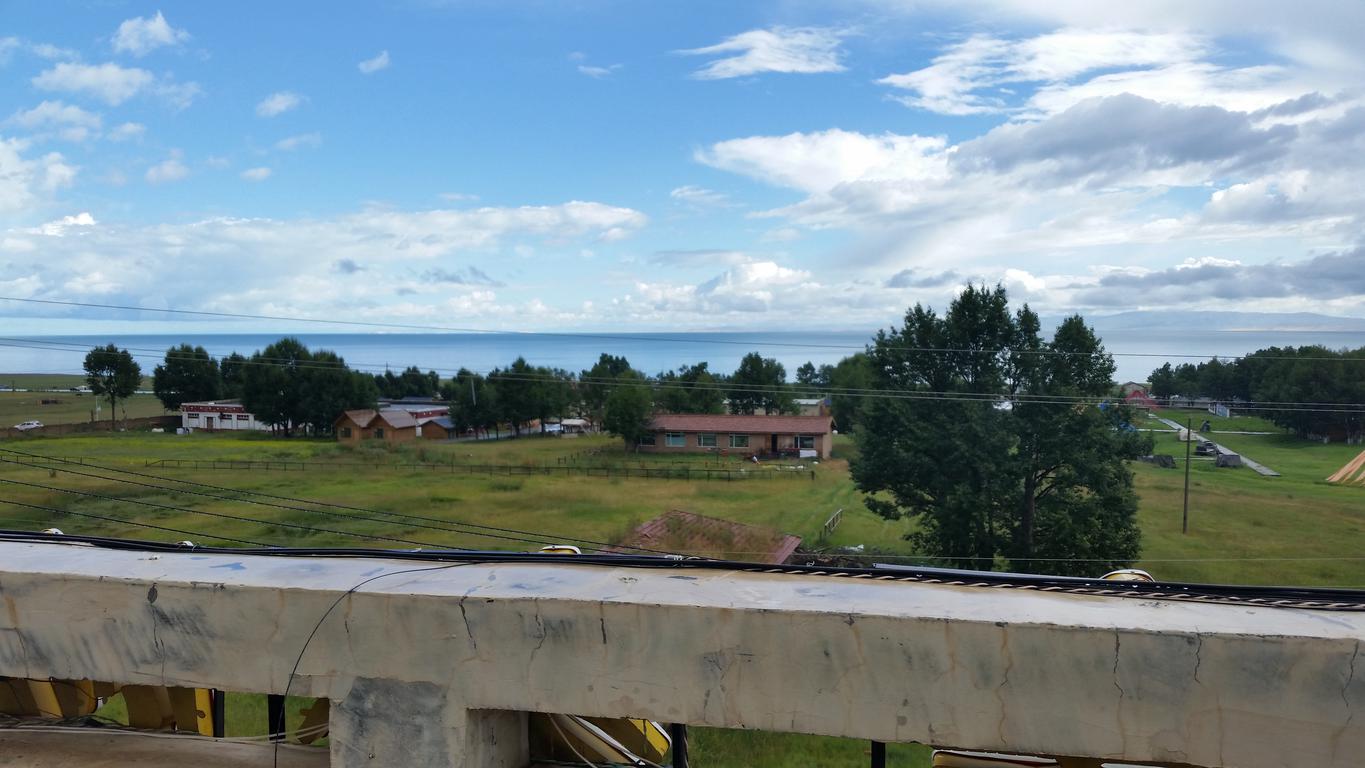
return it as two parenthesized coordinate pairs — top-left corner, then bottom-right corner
(50, 679), (98, 716)
(167, 687), (214, 736)
(121, 685), (175, 729)
(297, 698), (330, 744)
(23, 679), (62, 718)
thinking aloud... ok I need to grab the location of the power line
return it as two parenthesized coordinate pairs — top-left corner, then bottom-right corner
(0, 475), (451, 549)
(0, 497), (267, 546)
(3, 294), (1363, 362)
(3, 337), (1364, 414)
(0, 448), (673, 555)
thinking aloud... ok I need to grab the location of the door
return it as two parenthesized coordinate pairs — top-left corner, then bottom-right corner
(770, 434), (778, 454)
(205, 416), (215, 431)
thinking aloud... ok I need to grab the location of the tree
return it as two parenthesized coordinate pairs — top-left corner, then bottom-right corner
(656, 362), (725, 414)
(374, 366), (441, 399)
(489, 357), (541, 435)
(603, 375), (653, 449)
(852, 285), (1146, 576)
(1148, 363), (1176, 400)
(442, 368), (501, 438)
(581, 354), (633, 426)
(220, 352), (248, 398)
(729, 352), (796, 415)
(153, 344), (220, 410)
(239, 338), (373, 436)
(826, 353), (873, 433)
(84, 344), (142, 429)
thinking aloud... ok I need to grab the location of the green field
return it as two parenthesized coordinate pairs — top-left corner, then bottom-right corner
(0, 391), (166, 428)
(3, 419), (1363, 765)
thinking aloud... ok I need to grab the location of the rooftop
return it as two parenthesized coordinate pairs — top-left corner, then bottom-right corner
(648, 413), (833, 434)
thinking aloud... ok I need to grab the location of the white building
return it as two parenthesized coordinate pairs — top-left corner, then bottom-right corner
(180, 400), (270, 432)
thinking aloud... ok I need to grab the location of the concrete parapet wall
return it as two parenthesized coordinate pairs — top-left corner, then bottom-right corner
(1, 541), (1362, 767)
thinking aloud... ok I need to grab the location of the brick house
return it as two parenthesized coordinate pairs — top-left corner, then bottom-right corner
(334, 409), (419, 444)
(639, 413), (834, 459)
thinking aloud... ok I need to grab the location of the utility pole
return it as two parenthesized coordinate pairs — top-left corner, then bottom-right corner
(1182, 417), (1192, 534)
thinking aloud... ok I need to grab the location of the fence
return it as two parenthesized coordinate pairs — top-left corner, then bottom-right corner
(143, 457), (815, 481)
(817, 507), (843, 543)
(2, 415), (179, 440)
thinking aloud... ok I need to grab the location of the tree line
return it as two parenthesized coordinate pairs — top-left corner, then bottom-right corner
(101, 340), (817, 437)
(1148, 346), (1365, 440)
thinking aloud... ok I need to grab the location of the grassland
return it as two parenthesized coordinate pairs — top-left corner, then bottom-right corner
(0, 391), (166, 428)
(4, 414), (1363, 765)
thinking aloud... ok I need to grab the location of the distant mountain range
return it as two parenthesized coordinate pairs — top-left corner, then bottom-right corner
(1066, 311), (1365, 333)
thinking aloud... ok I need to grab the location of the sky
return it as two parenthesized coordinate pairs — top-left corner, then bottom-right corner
(3, 0), (1365, 335)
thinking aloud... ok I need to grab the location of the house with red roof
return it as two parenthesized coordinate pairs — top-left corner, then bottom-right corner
(640, 413), (834, 459)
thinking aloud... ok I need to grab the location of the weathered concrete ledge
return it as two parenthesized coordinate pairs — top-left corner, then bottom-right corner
(1, 541), (1361, 767)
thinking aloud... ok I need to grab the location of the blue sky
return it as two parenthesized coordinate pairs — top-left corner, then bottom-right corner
(3, 1), (1365, 334)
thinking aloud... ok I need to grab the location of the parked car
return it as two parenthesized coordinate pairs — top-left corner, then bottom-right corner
(13, 420), (43, 431)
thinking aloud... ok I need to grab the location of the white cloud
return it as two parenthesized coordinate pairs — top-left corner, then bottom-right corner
(108, 122), (145, 142)
(6, 100), (103, 142)
(35, 211), (96, 235)
(679, 27), (847, 79)
(697, 128), (949, 194)
(145, 151), (188, 184)
(154, 80), (203, 110)
(358, 50), (390, 74)
(0, 139), (79, 212)
(879, 29), (1328, 118)
(112, 11), (190, 57)
(274, 132), (321, 151)
(32, 62), (154, 105)
(37, 152), (76, 191)
(578, 63), (622, 78)
(669, 185), (730, 207)
(0, 201), (647, 325)
(240, 167), (272, 182)
(256, 91), (303, 117)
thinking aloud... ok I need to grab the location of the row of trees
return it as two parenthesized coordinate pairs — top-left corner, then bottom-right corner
(1149, 346), (1365, 440)
(138, 340), (379, 435)
(142, 340), (810, 437)
(438, 352), (801, 439)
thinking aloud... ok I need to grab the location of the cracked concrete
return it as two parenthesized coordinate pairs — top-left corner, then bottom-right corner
(1, 542), (1362, 768)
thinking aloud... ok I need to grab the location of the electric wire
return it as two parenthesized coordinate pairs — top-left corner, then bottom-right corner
(0, 476), (447, 549)
(0, 497), (267, 546)
(0, 447), (674, 555)
(3, 294), (1364, 362)
(272, 562), (470, 768)
(2, 338), (1363, 414)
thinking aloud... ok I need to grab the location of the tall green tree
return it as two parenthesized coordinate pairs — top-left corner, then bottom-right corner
(239, 338), (374, 436)
(826, 353), (873, 433)
(852, 285), (1146, 576)
(489, 357), (542, 435)
(603, 374), (654, 449)
(374, 366), (441, 399)
(152, 344), (220, 410)
(656, 362), (725, 414)
(84, 344), (142, 429)
(581, 353), (633, 426)
(729, 352), (796, 415)
(220, 352), (248, 398)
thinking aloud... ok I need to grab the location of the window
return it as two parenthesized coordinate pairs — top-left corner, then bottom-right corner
(374, 427), (385, 438)
(638, 433), (656, 446)
(665, 432), (685, 447)
(797, 435), (815, 450)
(187, 413), (199, 420)
(236, 414), (249, 421)
(340, 427), (352, 438)
(729, 434), (749, 449)
(697, 433), (717, 448)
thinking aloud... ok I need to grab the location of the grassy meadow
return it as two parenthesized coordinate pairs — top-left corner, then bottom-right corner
(4, 408), (1363, 765)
